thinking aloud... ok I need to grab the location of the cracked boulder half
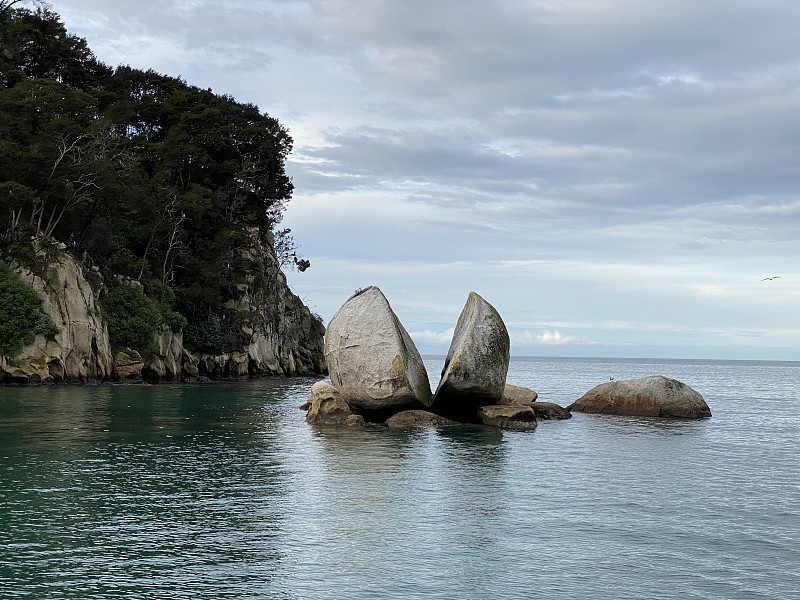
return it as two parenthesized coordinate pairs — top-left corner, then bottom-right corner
(323, 286), (432, 413)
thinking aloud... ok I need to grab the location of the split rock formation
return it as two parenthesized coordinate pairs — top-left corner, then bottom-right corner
(308, 286), (568, 430)
(307, 287), (710, 430)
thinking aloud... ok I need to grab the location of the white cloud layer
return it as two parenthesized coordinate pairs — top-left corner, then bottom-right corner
(530, 331), (581, 346)
(51, 0), (800, 359)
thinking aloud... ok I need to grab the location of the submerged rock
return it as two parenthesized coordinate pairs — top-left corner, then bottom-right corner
(385, 410), (457, 428)
(431, 292), (510, 419)
(531, 402), (572, 421)
(324, 286), (431, 412)
(305, 380), (365, 426)
(568, 375), (711, 418)
(478, 405), (537, 431)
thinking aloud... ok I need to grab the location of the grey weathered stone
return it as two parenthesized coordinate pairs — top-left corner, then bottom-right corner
(190, 226), (326, 378)
(113, 349), (144, 382)
(478, 405), (537, 431)
(499, 384), (570, 420)
(324, 286), (431, 412)
(345, 414), (366, 426)
(431, 292), (510, 418)
(568, 375), (711, 418)
(385, 410), (457, 428)
(141, 326), (183, 383)
(305, 380), (365, 425)
(0, 244), (112, 384)
(500, 383), (539, 406)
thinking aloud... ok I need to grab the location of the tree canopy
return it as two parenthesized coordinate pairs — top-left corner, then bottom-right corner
(0, 4), (306, 349)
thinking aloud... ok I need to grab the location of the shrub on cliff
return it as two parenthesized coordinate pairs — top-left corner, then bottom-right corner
(0, 261), (58, 356)
(101, 284), (162, 350)
(100, 281), (190, 351)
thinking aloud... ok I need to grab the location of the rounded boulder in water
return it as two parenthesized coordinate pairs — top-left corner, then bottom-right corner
(568, 375), (711, 418)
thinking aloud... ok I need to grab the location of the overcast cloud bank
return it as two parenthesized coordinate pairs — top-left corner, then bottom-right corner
(54, 0), (800, 359)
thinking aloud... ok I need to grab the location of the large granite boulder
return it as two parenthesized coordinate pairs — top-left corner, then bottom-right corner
(478, 405), (537, 431)
(324, 286), (431, 413)
(568, 375), (711, 418)
(305, 380), (365, 426)
(386, 410), (457, 428)
(431, 292), (510, 419)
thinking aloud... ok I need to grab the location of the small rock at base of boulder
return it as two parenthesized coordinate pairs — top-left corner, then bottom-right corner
(531, 402), (572, 420)
(305, 379), (365, 425)
(478, 405), (537, 431)
(345, 414), (366, 427)
(500, 383), (539, 406)
(385, 410), (457, 428)
(568, 375), (711, 418)
(431, 292), (510, 418)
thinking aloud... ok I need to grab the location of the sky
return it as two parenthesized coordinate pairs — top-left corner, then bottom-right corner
(47, 0), (800, 360)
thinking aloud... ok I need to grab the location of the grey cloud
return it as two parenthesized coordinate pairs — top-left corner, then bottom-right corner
(54, 0), (800, 356)
(304, 0), (800, 103)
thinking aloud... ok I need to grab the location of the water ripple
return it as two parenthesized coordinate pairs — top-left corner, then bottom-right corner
(1, 360), (799, 599)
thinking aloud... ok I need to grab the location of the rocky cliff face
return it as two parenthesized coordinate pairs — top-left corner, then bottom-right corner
(199, 226), (326, 379)
(2, 231), (326, 384)
(134, 230), (327, 382)
(0, 242), (112, 384)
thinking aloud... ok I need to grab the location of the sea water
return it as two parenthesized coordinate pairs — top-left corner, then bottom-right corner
(1, 357), (798, 599)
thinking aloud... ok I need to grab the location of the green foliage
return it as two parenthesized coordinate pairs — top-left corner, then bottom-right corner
(99, 280), (189, 350)
(0, 261), (58, 356)
(274, 228), (311, 272)
(32, 309), (59, 339)
(0, 6), (309, 356)
(107, 247), (142, 280)
(5, 238), (36, 268)
(160, 306), (188, 332)
(100, 283), (161, 350)
(0, 181), (34, 244)
(183, 311), (245, 354)
(184, 318), (221, 354)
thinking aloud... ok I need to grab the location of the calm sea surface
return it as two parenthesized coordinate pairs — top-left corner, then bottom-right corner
(1, 357), (798, 599)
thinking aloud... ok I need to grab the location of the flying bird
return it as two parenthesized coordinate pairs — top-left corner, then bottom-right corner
(761, 276), (781, 281)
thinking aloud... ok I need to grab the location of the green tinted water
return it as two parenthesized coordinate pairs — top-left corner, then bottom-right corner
(1, 359), (799, 599)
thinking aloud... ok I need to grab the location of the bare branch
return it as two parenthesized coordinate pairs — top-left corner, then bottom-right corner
(161, 196), (187, 288)
(0, 0), (50, 16)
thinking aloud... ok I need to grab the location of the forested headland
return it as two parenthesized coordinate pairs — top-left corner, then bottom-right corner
(0, 2), (325, 381)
